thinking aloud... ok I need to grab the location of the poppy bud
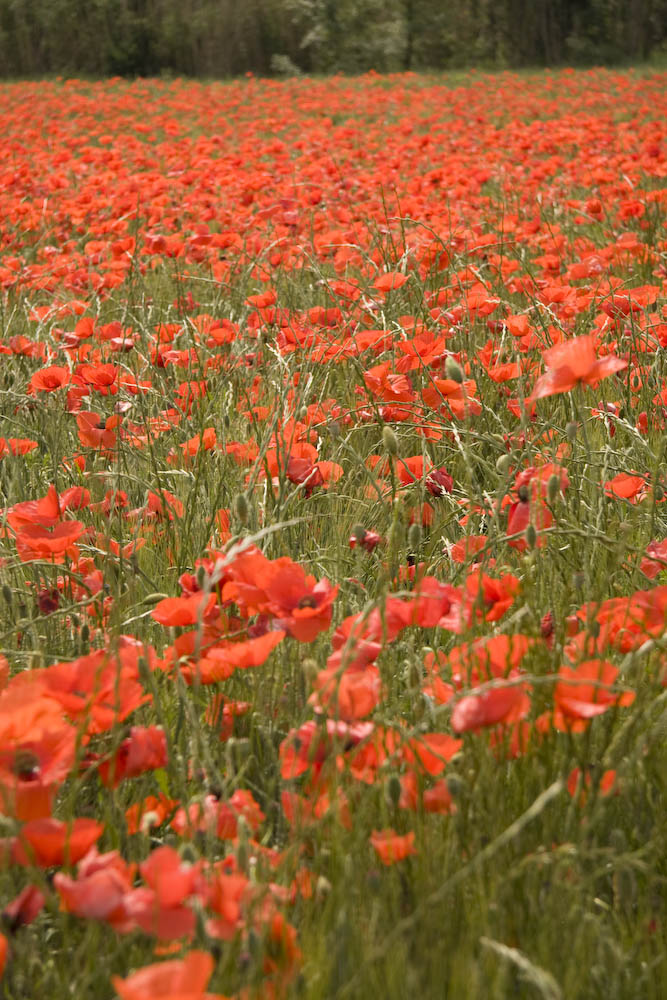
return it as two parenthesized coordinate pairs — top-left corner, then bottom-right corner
(386, 774), (401, 809)
(316, 875), (332, 900)
(351, 523), (367, 542)
(196, 565), (207, 590)
(609, 828), (627, 852)
(446, 774), (464, 799)
(233, 492), (249, 524)
(301, 657), (319, 686)
(408, 523), (422, 551)
(614, 867), (637, 911)
(236, 817), (250, 873)
(566, 421), (578, 442)
(546, 473), (560, 504)
(80, 623), (90, 645)
(382, 425), (399, 456)
(1, 585), (11, 606)
(495, 454), (511, 475)
(445, 356), (464, 384)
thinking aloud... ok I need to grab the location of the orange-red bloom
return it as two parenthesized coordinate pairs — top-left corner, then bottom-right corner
(370, 829), (417, 865)
(111, 950), (229, 1000)
(530, 335), (627, 400)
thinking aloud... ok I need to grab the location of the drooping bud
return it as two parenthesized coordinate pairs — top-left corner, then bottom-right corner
(566, 421), (578, 442)
(525, 523), (538, 550)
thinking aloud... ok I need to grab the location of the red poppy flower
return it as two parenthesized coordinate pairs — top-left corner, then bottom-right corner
(98, 727), (168, 788)
(0, 437), (38, 458)
(76, 411), (120, 450)
(13, 817), (104, 867)
(111, 951), (229, 1000)
(374, 271), (408, 293)
(529, 334), (627, 400)
(370, 829), (417, 865)
(451, 679), (531, 733)
(3, 885), (45, 929)
(187, 630), (285, 684)
(151, 593), (217, 627)
(309, 662), (382, 720)
(14, 521), (85, 563)
(554, 659), (635, 728)
(28, 366), (70, 393)
(464, 571), (520, 624)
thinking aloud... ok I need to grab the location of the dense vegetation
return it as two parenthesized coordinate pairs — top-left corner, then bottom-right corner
(1, 0), (667, 78)
(0, 70), (665, 997)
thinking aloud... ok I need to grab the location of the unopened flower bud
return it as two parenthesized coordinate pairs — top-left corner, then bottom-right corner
(233, 492), (249, 524)
(446, 773), (465, 799)
(495, 454), (511, 476)
(445, 356), (464, 384)
(301, 657), (319, 686)
(566, 421), (578, 442)
(382, 425), (399, 457)
(386, 774), (402, 808)
(351, 523), (367, 542)
(316, 875), (332, 900)
(546, 473), (560, 504)
(525, 523), (538, 549)
(1, 585), (11, 605)
(408, 523), (422, 551)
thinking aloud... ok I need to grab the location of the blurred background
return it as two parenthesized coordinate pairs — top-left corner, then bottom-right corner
(1, 0), (666, 78)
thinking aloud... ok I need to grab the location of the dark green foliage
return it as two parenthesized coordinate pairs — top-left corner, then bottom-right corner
(1, 0), (667, 77)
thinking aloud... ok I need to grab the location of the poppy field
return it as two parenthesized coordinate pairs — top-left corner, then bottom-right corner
(0, 69), (666, 998)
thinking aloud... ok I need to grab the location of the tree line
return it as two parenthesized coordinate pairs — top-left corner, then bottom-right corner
(1, 0), (666, 78)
